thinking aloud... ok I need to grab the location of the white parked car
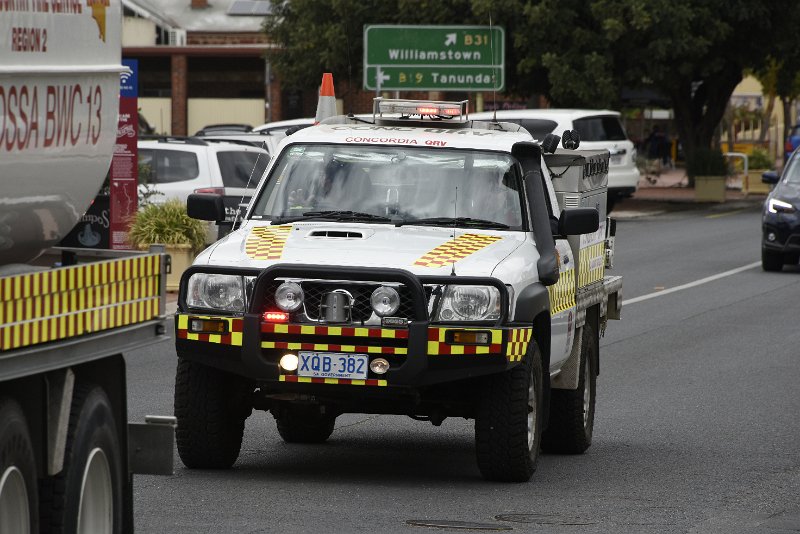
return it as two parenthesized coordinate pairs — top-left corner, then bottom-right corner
(471, 109), (640, 209)
(138, 137), (270, 241)
(253, 117), (315, 135)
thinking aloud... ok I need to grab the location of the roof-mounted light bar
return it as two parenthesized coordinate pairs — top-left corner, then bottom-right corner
(373, 98), (469, 121)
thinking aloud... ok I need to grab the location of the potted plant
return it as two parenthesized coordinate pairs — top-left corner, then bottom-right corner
(745, 147), (774, 195)
(688, 148), (730, 202)
(128, 199), (207, 291)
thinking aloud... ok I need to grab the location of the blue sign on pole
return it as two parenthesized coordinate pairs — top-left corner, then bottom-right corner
(121, 59), (138, 97)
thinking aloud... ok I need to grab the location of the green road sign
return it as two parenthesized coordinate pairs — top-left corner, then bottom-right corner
(363, 25), (504, 91)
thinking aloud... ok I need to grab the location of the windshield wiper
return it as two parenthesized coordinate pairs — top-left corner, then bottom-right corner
(395, 217), (510, 229)
(271, 210), (392, 225)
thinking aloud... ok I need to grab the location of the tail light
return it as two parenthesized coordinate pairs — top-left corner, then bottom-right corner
(786, 140), (794, 153)
(194, 187), (225, 195)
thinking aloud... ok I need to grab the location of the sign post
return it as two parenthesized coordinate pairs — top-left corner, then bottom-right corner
(364, 25), (504, 92)
(110, 58), (139, 250)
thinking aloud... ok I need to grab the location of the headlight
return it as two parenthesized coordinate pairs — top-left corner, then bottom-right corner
(187, 274), (245, 312)
(435, 285), (501, 321)
(768, 198), (796, 214)
(275, 282), (304, 312)
(370, 286), (400, 317)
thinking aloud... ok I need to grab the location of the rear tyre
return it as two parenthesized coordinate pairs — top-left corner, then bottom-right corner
(475, 342), (543, 482)
(542, 323), (597, 454)
(275, 411), (336, 443)
(39, 385), (123, 534)
(0, 398), (38, 534)
(762, 248), (783, 272)
(174, 359), (252, 469)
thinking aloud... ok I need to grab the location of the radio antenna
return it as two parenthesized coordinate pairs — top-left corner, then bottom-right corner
(490, 12), (497, 122)
(234, 150), (265, 231)
(451, 185), (458, 276)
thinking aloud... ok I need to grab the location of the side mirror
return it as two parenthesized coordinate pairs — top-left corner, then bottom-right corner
(187, 193), (225, 222)
(558, 208), (599, 236)
(762, 170), (780, 185)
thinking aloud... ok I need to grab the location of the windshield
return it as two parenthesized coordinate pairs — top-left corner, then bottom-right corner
(783, 152), (800, 184)
(249, 144), (524, 229)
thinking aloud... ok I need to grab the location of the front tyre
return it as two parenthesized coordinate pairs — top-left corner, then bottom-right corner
(39, 385), (123, 534)
(475, 342), (543, 482)
(174, 359), (252, 469)
(0, 398), (38, 534)
(542, 323), (597, 454)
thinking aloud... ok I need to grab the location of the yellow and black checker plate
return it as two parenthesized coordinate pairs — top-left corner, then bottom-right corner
(506, 327), (533, 362)
(176, 314), (244, 346)
(578, 242), (605, 287)
(547, 267), (575, 316)
(426, 327), (502, 355)
(245, 225), (292, 260)
(0, 255), (162, 351)
(413, 233), (502, 268)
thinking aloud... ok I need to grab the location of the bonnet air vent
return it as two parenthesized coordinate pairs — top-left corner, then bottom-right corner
(307, 230), (365, 239)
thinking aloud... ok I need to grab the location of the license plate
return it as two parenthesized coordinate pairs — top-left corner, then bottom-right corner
(298, 352), (368, 380)
(610, 155), (622, 165)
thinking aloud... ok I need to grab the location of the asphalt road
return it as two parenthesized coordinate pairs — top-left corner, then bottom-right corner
(128, 202), (800, 534)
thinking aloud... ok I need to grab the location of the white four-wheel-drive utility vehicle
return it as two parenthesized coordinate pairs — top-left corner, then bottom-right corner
(177, 98), (622, 482)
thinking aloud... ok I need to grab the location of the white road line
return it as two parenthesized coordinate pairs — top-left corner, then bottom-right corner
(623, 261), (761, 306)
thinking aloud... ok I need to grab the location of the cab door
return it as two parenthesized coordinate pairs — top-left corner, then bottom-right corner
(541, 166), (577, 370)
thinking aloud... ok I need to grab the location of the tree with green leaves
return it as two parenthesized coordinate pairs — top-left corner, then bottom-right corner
(265, 0), (797, 175)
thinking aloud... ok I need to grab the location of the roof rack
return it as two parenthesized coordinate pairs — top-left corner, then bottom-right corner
(139, 135), (209, 146)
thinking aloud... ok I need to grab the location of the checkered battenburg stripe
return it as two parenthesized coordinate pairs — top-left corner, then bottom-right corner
(279, 375), (387, 387)
(413, 233), (502, 268)
(0, 255), (162, 351)
(548, 267), (576, 316)
(176, 315), (244, 346)
(505, 327), (533, 362)
(245, 225), (292, 260)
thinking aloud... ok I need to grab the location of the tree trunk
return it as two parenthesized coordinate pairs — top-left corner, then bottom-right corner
(783, 97), (793, 165)
(669, 66), (743, 186)
(758, 95), (774, 145)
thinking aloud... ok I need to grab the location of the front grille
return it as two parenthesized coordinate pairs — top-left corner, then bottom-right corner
(260, 279), (423, 325)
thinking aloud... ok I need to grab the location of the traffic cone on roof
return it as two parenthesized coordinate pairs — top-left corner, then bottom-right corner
(314, 72), (337, 124)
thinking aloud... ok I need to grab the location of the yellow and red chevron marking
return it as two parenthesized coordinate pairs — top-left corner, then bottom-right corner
(176, 314), (244, 346)
(245, 225), (292, 260)
(0, 255), (162, 352)
(279, 375), (387, 387)
(262, 341), (407, 355)
(413, 233), (502, 268)
(578, 242), (605, 288)
(547, 267), (575, 316)
(426, 327), (503, 355)
(261, 323), (408, 339)
(506, 327), (533, 362)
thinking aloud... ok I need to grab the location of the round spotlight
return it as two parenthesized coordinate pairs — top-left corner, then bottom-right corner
(275, 282), (304, 312)
(370, 286), (400, 317)
(369, 358), (390, 374)
(280, 353), (299, 372)
(767, 232), (777, 242)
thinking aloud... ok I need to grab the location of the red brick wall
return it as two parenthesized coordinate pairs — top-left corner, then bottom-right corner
(171, 54), (187, 135)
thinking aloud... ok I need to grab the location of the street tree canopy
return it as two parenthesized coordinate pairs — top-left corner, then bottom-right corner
(265, 0), (799, 169)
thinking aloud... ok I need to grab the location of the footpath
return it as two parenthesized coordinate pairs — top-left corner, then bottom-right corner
(614, 167), (767, 219)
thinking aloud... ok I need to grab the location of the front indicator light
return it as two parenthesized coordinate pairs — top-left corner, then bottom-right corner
(280, 353), (299, 372)
(450, 331), (490, 344)
(189, 318), (227, 334)
(369, 358), (390, 374)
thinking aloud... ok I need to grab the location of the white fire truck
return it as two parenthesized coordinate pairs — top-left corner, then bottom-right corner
(177, 98), (622, 482)
(0, 3), (173, 532)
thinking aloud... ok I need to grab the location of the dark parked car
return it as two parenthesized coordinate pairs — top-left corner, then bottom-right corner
(762, 149), (800, 271)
